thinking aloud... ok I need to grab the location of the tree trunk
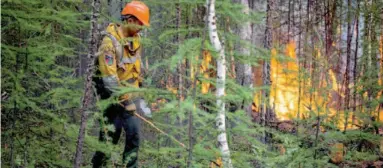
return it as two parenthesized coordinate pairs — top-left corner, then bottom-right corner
(297, 0), (302, 120)
(73, 0), (100, 167)
(107, 0), (123, 21)
(379, 3), (383, 122)
(325, 0), (337, 61)
(249, 0), (266, 120)
(235, 0), (253, 115)
(206, 0), (233, 167)
(344, 0), (353, 132)
(176, 2), (184, 101)
(262, 0), (274, 133)
(352, 0), (360, 126)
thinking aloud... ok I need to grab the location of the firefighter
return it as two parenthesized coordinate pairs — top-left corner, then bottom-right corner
(91, 1), (150, 167)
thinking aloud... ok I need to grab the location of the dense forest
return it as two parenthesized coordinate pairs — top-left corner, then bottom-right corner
(1, 0), (383, 167)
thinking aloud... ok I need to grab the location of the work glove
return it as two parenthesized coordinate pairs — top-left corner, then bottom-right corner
(136, 98), (152, 118)
(122, 100), (137, 115)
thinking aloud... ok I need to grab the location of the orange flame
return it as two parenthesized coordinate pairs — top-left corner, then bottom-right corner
(268, 40), (300, 120)
(253, 40), (358, 129)
(201, 51), (213, 94)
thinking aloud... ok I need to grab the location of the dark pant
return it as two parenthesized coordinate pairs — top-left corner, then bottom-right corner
(92, 104), (140, 168)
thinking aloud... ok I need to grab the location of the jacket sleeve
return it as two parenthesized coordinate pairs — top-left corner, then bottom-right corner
(98, 37), (120, 94)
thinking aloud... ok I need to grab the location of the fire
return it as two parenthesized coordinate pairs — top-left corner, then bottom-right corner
(201, 51), (213, 94)
(189, 50), (215, 94)
(269, 40), (299, 120)
(255, 40), (354, 129)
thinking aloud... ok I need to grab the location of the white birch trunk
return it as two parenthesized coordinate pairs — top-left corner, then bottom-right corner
(206, 0), (233, 167)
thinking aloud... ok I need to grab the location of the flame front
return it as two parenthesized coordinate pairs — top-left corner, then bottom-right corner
(254, 40), (355, 128)
(269, 41), (299, 120)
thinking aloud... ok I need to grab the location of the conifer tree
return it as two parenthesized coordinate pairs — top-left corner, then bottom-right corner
(2, 0), (88, 167)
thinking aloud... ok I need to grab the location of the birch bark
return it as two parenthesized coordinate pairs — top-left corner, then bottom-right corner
(206, 0), (233, 167)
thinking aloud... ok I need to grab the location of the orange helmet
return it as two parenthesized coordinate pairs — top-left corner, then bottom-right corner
(121, 1), (150, 27)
